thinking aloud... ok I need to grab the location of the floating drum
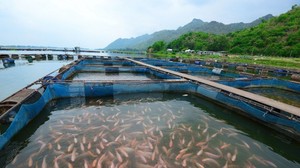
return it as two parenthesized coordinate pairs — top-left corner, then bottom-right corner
(291, 74), (300, 82)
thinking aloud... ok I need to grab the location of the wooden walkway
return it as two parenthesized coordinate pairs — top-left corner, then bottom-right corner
(125, 58), (300, 117)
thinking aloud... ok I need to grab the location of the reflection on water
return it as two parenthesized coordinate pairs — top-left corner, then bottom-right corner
(243, 87), (300, 108)
(2, 93), (299, 168)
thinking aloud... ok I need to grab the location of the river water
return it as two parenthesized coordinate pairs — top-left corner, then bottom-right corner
(0, 59), (72, 101)
(0, 52), (145, 101)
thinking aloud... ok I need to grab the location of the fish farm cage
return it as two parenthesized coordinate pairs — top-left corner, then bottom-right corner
(0, 56), (300, 168)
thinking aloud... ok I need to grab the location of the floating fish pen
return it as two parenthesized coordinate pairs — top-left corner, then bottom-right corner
(1, 57), (300, 167)
(194, 59), (300, 81)
(219, 79), (300, 108)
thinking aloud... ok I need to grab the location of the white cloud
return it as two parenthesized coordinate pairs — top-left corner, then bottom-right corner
(0, 0), (299, 48)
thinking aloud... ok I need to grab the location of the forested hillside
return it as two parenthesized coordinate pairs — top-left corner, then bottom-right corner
(105, 15), (272, 50)
(148, 6), (300, 57)
(167, 32), (229, 52)
(229, 5), (299, 57)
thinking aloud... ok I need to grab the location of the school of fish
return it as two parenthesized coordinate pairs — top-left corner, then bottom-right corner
(7, 96), (278, 168)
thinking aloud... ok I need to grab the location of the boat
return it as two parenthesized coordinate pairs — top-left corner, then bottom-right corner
(1, 58), (15, 64)
(25, 55), (34, 63)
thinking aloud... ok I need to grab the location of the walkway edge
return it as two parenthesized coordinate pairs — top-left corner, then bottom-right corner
(125, 58), (300, 117)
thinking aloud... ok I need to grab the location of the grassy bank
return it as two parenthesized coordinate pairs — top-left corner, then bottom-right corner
(150, 53), (300, 70)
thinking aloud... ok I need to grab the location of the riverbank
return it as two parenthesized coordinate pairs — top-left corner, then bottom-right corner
(150, 53), (300, 70)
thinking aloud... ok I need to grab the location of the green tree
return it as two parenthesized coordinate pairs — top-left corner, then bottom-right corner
(149, 41), (166, 52)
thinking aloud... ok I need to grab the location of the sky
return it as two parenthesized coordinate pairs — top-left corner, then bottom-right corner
(0, 0), (299, 49)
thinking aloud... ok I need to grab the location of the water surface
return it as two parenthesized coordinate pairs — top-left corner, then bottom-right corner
(1, 93), (299, 168)
(189, 72), (233, 81)
(243, 87), (300, 108)
(68, 72), (159, 81)
(0, 60), (71, 101)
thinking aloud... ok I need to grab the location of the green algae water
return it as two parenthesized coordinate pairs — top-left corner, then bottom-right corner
(1, 93), (300, 168)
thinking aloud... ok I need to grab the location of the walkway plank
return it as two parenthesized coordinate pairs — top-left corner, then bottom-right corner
(2, 89), (36, 104)
(126, 58), (300, 117)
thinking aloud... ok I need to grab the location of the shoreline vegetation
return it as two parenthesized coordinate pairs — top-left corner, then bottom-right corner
(149, 53), (300, 71)
(147, 6), (300, 71)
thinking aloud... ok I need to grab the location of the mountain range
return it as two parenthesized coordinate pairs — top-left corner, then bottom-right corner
(148, 6), (300, 57)
(105, 14), (273, 50)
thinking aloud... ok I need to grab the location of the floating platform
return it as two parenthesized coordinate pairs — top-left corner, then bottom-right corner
(0, 58), (300, 152)
(126, 58), (300, 117)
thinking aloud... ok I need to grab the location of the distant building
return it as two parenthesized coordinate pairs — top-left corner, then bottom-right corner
(197, 51), (214, 55)
(167, 48), (173, 52)
(197, 51), (227, 56)
(185, 49), (195, 53)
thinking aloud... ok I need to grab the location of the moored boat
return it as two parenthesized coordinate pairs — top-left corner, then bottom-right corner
(1, 58), (15, 64)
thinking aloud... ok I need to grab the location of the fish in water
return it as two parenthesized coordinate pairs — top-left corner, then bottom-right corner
(6, 96), (282, 168)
